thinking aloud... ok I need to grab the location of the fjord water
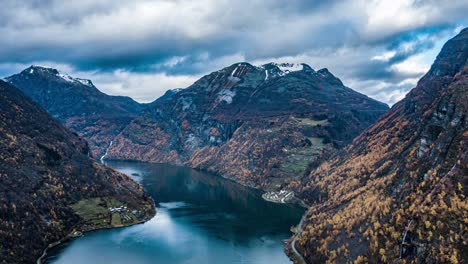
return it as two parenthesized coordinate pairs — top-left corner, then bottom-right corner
(44, 161), (304, 264)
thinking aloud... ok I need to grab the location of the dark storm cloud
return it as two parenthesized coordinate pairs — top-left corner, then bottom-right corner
(0, 0), (467, 104)
(0, 1), (454, 70)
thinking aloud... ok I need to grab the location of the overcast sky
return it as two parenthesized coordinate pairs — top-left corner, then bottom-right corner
(1, 0), (467, 104)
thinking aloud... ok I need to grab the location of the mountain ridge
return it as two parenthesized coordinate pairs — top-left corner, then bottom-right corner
(107, 62), (389, 189)
(5, 66), (146, 158)
(288, 27), (467, 264)
(0, 80), (155, 264)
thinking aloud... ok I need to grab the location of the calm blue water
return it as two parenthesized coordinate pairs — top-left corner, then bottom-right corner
(44, 161), (304, 264)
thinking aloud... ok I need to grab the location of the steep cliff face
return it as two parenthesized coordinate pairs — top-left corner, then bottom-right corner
(5, 66), (145, 158)
(0, 81), (155, 264)
(289, 28), (467, 263)
(108, 63), (388, 189)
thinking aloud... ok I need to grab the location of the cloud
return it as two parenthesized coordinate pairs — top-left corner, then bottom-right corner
(0, 0), (467, 104)
(91, 70), (200, 103)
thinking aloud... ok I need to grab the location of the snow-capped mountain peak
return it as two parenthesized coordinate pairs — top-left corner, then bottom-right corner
(19, 65), (94, 87)
(259, 62), (314, 80)
(271, 62), (304, 73)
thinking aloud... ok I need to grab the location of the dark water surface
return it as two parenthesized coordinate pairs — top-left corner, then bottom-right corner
(44, 161), (304, 264)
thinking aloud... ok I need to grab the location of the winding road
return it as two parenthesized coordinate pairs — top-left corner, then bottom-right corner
(290, 214), (307, 264)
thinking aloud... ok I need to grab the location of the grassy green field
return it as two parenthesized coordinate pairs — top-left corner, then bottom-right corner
(291, 117), (329, 126)
(111, 213), (122, 226)
(280, 137), (325, 176)
(70, 197), (143, 229)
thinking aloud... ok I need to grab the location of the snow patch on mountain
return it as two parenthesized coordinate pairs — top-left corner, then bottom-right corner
(57, 73), (75, 83)
(227, 76), (241, 82)
(217, 89), (236, 104)
(75, 78), (93, 87)
(24, 65), (94, 87)
(231, 65), (240, 77)
(273, 63), (304, 74)
(180, 97), (193, 111)
(57, 72), (93, 87)
(259, 62), (309, 79)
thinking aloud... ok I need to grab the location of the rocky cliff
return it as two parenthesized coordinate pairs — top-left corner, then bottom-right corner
(0, 80), (155, 264)
(108, 63), (388, 189)
(6, 66), (146, 158)
(289, 28), (468, 263)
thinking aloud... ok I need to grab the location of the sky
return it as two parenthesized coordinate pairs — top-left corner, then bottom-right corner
(0, 0), (467, 105)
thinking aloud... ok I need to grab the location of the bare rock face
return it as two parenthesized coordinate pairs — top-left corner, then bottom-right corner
(290, 28), (467, 263)
(5, 66), (146, 158)
(0, 81), (155, 264)
(108, 62), (389, 189)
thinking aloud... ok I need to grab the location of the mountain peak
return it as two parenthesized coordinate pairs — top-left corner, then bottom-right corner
(425, 27), (468, 78)
(402, 27), (468, 106)
(316, 68), (343, 85)
(109, 57), (389, 188)
(0, 80), (155, 263)
(217, 62), (258, 79)
(317, 68), (333, 77)
(258, 62), (315, 80)
(24, 65), (59, 75)
(262, 62), (314, 74)
(271, 62), (305, 72)
(16, 65), (95, 87)
(6, 66), (145, 158)
(292, 27), (468, 264)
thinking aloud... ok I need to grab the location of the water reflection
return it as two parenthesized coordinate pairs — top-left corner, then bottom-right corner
(45, 161), (304, 264)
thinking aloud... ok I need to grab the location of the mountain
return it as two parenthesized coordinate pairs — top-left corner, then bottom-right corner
(107, 62), (389, 189)
(5, 66), (146, 158)
(288, 29), (467, 263)
(149, 88), (183, 105)
(0, 80), (155, 264)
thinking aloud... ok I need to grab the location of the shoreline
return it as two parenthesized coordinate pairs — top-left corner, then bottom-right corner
(287, 213), (307, 264)
(36, 205), (156, 264)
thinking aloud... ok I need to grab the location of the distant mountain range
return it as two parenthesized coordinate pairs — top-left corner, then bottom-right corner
(0, 80), (155, 263)
(6, 66), (146, 158)
(6, 62), (389, 190)
(288, 27), (468, 263)
(105, 62), (389, 189)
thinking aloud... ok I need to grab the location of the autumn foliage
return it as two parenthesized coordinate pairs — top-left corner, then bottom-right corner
(289, 29), (468, 263)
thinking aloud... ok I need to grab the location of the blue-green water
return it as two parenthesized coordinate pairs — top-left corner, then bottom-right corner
(44, 161), (304, 264)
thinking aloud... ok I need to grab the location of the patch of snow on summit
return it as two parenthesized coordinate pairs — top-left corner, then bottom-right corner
(274, 63), (304, 74)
